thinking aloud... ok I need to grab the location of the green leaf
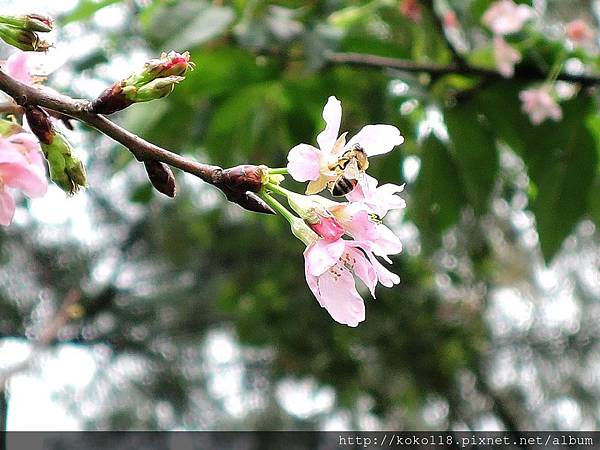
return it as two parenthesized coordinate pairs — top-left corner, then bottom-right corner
(411, 135), (466, 247)
(525, 95), (598, 262)
(444, 101), (499, 214)
(59, 0), (122, 25)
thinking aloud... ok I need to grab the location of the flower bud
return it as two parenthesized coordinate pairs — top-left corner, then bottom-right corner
(25, 106), (54, 145)
(223, 189), (275, 215)
(40, 132), (87, 195)
(0, 14), (54, 32)
(124, 76), (184, 102)
(0, 23), (51, 52)
(287, 193), (345, 241)
(91, 51), (192, 114)
(220, 165), (266, 193)
(144, 160), (176, 198)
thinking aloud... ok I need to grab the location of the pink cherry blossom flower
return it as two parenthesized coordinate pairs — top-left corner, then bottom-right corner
(4, 51), (33, 85)
(303, 237), (399, 327)
(519, 86), (562, 125)
(0, 132), (48, 226)
(287, 96), (403, 195)
(346, 173), (406, 218)
(493, 36), (521, 78)
(566, 20), (595, 46)
(482, 0), (533, 35)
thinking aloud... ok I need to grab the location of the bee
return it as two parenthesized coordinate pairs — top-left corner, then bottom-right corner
(327, 144), (369, 196)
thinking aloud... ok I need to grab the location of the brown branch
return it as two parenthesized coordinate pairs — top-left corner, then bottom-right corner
(326, 51), (600, 85)
(0, 69), (274, 214)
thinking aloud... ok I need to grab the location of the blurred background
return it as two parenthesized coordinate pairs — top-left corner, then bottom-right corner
(1, 0), (600, 431)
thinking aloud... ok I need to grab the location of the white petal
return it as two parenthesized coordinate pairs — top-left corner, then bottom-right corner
(316, 96), (342, 154)
(347, 124), (404, 157)
(317, 267), (365, 327)
(287, 144), (322, 182)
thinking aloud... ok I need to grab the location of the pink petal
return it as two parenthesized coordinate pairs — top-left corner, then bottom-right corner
(287, 144), (322, 182)
(0, 163), (48, 198)
(5, 52), (32, 85)
(317, 266), (365, 327)
(304, 262), (322, 306)
(347, 125), (404, 157)
(304, 239), (345, 277)
(366, 251), (400, 287)
(316, 96), (342, 154)
(373, 224), (403, 256)
(0, 190), (16, 226)
(346, 247), (377, 298)
(344, 207), (378, 242)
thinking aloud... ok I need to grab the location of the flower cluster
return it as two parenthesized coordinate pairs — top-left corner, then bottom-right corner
(260, 97), (405, 327)
(480, 0), (589, 125)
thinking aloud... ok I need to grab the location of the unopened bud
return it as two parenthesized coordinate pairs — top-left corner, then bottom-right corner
(220, 164), (266, 193)
(25, 106), (54, 145)
(91, 51), (192, 114)
(0, 14), (54, 32)
(0, 23), (51, 52)
(223, 189), (275, 215)
(41, 132), (87, 195)
(125, 75), (184, 102)
(144, 160), (176, 198)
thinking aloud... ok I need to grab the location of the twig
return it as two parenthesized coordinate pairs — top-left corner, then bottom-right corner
(0, 69), (222, 183)
(326, 51), (600, 85)
(0, 69), (276, 213)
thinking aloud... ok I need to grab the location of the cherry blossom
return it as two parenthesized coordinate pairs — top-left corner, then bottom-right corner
(482, 0), (533, 35)
(566, 20), (595, 46)
(4, 51), (33, 85)
(287, 96), (403, 195)
(283, 188), (402, 327)
(346, 173), (406, 218)
(493, 36), (521, 78)
(519, 86), (562, 125)
(0, 132), (48, 226)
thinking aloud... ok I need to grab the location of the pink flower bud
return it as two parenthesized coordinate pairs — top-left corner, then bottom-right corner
(309, 215), (345, 241)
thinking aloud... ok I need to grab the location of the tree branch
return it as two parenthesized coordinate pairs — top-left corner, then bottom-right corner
(326, 51), (600, 85)
(0, 69), (274, 214)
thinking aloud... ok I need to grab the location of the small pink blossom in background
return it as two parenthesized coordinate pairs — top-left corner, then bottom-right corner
(566, 19), (595, 46)
(482, 0), (533, 35)
(287, 96), (403, 195)
(443, 10), (458, 29)
(400, 0), (422, 23)
(0, 133), (48, 226)
(493, 36), (522, 77)
(519, 86), (562, 125)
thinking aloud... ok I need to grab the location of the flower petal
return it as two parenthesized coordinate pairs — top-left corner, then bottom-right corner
(5, 52), (32, 85)
(287, 144), (322, 182)
(346, 247), (377, 298)
(366, 251), (400, 287)
(316, 96), (342, 154)
(0, 163), (48, 198)
(347, 124), (404, 157)
(0, 190), (16, 226)
(317, 266), (365, 327)
(305, 176), (329, 195)
(304, 239), (345, 277)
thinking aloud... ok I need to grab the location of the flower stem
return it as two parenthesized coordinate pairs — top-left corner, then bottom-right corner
(258, 191), (297, 224)
(265, 182), (294, 198)
(267, 167), (289, 175)
(546, 49), (567, 84)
